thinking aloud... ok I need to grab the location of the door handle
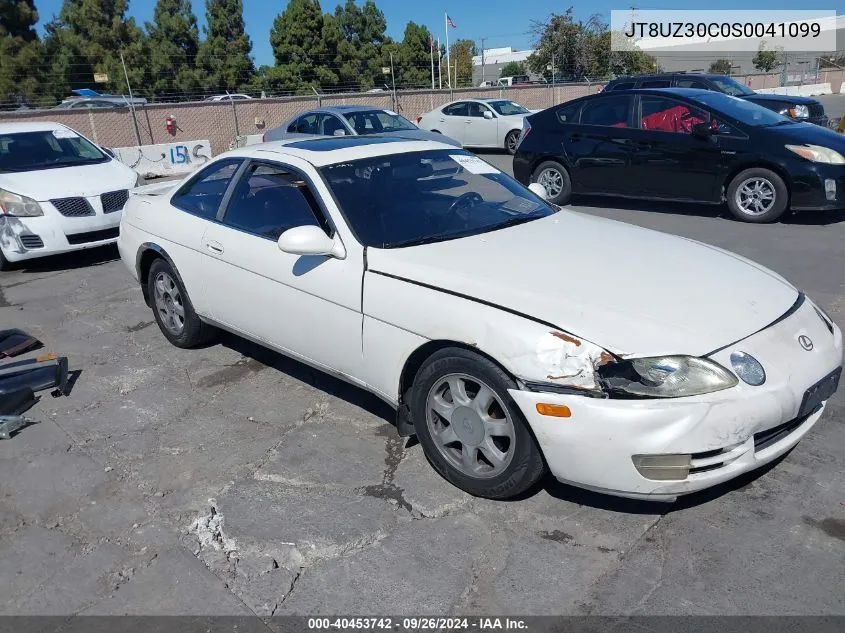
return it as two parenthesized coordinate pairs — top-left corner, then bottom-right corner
(204, 240), (224, 254)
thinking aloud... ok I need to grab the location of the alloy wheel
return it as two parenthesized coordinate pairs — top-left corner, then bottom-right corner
(735, 177), (776, 216)
(537, 167), (564, 198)
(153, 271), (185, 335)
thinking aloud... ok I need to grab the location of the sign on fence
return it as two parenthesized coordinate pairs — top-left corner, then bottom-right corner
(112, 140), (213, 178)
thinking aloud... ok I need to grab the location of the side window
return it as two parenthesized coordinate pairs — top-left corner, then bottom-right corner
(640, 79), (671, 88)
(290, 114), (319, 134)
(580, 96), (632, 128)
(222, 163), (328, 241)
(321, 115), (347, 136)
(639, 96), (709, 134)
(676, 79), (710, 89)
(287, 116), (301, 133)
(555, 101), (581, 124)
(467, 102), (489, 117)
(443, 102), (469, 116)
(610, 82), (635, 91)
(171, 159), (242, 220)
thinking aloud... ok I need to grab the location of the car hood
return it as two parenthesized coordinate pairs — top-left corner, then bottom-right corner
(763, 121), (845, 150)
(374, 129), (462, 147)
(0, 159), (137, 201)
(742, 93), (820, 106)
(367, 211), (799, 357)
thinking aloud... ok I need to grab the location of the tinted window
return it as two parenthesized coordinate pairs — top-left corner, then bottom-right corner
(443, 102), (469, 116)
(640, 80), (671, 88)
(489, 100), (530, 115)
(467, 102), (490, 117)
(343, 110), (417, 133)
(640, 96), (708, 133)
(690, 92), (790, 127)
(320, 115), (347, 136)
(223, 163), (326, 240)
(289, 114), (320, 134)
(710, 76), (755, 96)
(320, 150), (555, 248)
(580, 96), (631, 127)
(171, 159), (241, 219)
(676, 79), (710, 89)
(610, 82), (635, 91)
(0, 129), (108, 173)
(555, 101), (581, 124)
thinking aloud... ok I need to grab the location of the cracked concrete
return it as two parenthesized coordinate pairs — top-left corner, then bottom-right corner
(1, 184), (845, 618)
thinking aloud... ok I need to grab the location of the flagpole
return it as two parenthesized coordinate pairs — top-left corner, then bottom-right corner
(437, 38), (442, 89)
(445, 12), (451, 89)
(430, 36), (435, 90)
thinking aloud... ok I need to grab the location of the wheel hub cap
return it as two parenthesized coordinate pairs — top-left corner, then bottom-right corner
(452, 406), (485, 447)
(736, 177), (775, 216)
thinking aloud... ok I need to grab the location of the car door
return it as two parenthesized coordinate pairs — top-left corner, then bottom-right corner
(626, 94), (722, 200)
(199, 159), (365, 382)
(566, 94), (638, 193)
(436, 102), (470, 142)
(165, 159), (244, 316)
(464, 102), (498, 147)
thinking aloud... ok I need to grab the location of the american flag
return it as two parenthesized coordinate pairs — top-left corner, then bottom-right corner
(430, 34), (436, 50)
(447, 15), (457, 28)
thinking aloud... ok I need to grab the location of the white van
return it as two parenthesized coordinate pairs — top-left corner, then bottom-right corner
(496, 75), (531, 87)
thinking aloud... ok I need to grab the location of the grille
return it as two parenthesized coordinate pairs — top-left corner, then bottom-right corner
(753, 415), (809, 452)
(19, 235), (44, 249)
(66, 227), (119, 245)
(808, 103), (825, 118)
(51, 197), (94, 217)
(101, 189), (129, 213)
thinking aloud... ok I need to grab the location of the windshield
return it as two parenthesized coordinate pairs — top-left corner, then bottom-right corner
(343, 110), (417, 134)
(690, 92), (791, 127)
(321, 150), (556, 248)
(0, 129), (108, 173)
(710, 76), (755, 96)
(489, 100), (530, 116)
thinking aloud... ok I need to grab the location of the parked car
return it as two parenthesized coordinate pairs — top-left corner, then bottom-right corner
(417, 98), (534, 154)
(262, 105), (461, 146)
(54, 96), (148, 110)
(496, 75), (532, 87)
(203, 94), (254, 101)
(513, 88), (845, 222)
(0, 121), (139, 270)
(118, 136), (842, 502)
(603, 73), (830, 127)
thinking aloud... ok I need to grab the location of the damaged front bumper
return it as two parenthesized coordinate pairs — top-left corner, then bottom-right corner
(509, 298), (843, 502)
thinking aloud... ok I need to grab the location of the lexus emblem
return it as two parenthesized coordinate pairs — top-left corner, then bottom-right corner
(798, 335), (814, 351)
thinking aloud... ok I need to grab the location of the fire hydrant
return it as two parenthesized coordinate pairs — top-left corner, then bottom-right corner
(165, 115), (176, 136)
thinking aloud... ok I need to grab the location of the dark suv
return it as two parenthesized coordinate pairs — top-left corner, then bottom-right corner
(603, 73), (829, 127)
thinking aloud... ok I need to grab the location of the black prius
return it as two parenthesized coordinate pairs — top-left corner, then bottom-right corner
(512, 88), (845, 223)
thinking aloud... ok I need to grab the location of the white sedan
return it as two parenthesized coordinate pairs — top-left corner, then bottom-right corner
(0, 121), (138, 270)
(417, 98), (534, 154)
(118, 137), (842, 502)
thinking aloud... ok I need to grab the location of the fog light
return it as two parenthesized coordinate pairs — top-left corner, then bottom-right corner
(730, 351), (766, 386)
(632, 454), (691, 481)
(824, 179), (836, 201)
(535, 403), (571, 418)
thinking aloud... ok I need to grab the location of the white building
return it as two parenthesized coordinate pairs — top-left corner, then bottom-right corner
(471, 47), (536, 86)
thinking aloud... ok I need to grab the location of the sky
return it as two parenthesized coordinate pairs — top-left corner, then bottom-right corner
(32, 0), (840, 68)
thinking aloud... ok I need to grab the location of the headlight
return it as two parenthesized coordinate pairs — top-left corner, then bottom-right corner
(0, 189), (44, 217)
(785, 144), (845, 164)
(598, 355), (738, 398)
(781, 104), (809, 119)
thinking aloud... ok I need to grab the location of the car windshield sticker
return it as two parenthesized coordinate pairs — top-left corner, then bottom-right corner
(52, 128), (78, 139)
(449, 154), (500, 175)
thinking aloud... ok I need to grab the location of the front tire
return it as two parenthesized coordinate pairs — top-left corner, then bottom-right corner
(531, 160), (572, 205)
(505, 130), (520, 155)
(147, 258), (214, 348)
(726, 168), (788, 223)
(409, 347), (546, 500)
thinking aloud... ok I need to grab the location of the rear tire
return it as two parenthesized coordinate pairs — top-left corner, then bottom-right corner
(409, 347), (546, 500)
(505, 130), (520, 155)
(531, 160), (572, 205)
(726, 168), (788, 223)
(147, 258), (215, 348)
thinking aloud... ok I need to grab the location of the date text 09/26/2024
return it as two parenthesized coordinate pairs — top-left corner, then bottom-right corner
(307, 617), (529, 631)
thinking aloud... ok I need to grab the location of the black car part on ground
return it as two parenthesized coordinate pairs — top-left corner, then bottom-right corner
(0, 354), (69, 397)
(0, 329), (42, 358)
(0, 415), (37, 440)
(0, 386), (36, 416)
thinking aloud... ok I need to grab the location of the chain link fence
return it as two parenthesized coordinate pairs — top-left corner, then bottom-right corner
(1, 69), (842, 162)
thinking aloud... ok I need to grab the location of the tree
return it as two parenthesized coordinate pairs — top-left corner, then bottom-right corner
(333, 0), (389, 90)
(499, 61), (526, 78)
(146, 0), (202, 99)
(753, 44), (780, 72)
(0, 0), (44, 108)
(196, 0), (256, 93)
(708, 59), (733, 75)
(398, 22), (434, 88)
(450, 39), (475, 86)
(42, 0), (148, 100)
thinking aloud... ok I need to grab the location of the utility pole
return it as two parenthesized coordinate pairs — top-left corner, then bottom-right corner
(480, 37), (487, 86)
(445, 12), (452, 89)
(438, 39), (443, 89)
(119, 49), (142, 146)
(551, 52), (555, 106)
(389, 52), (398, 111)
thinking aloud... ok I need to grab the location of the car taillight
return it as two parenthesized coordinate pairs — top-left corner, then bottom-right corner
(516, 120), (531, 149)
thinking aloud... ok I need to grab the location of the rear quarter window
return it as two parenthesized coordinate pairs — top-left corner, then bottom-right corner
(555, 101), (581, 124)
(609, 82), (635, 91)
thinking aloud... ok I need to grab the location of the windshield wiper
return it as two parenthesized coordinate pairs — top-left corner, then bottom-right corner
(384, 232), (461, 248)
(493, 214), (544, 230)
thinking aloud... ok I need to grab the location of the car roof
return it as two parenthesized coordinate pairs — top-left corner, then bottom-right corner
(224, 136), (461, 167)
(322, 105), (385, 113)
(608, 73), (729, 82)
(0, 121), (72, 134)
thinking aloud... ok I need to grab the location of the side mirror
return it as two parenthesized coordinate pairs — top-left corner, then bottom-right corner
(483, 110), (494, 120)
(101, 146), (115, 158)
(691, 122), (713, 139)
(277, 225), (346, 259)
(528, 182), (549, 200)
(332, 128), (346, 136)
